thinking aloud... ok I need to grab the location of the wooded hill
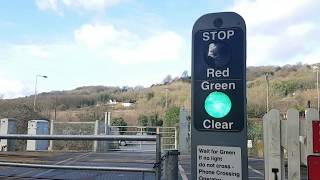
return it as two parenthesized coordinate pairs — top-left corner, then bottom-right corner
(0, 63), (319, 127)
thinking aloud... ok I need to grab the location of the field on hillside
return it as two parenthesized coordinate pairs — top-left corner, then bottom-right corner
(0, 63), (319, 125)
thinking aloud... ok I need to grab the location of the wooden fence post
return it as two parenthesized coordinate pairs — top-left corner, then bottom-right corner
(264, 109), (283, 180)
(263, 112), (270, 180)
(264, 108), (318, 180)
(300, 116), (306, 165)
(305, 109), (319, 160)
(287, 109), (300, 180)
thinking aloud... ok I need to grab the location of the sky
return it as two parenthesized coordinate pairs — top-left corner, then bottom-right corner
(0, 0), (319, 99)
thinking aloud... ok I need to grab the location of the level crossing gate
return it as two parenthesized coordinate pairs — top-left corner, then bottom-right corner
(263, 108), (320, 180)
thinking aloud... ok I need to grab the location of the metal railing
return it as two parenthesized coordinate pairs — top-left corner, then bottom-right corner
(50, 122), (177, 152)
(0, 134), (162, 180)
(110, 126), (178, 151)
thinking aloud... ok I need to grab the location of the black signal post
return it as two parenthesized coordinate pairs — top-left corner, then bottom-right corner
(191, 12), (248, 180)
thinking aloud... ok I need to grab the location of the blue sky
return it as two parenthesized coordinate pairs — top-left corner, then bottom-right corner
(0, 0), (319, 99)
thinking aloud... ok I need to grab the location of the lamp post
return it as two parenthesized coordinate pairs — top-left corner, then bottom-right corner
(265, 72), (273, 113)
(33, 75), (47, 111)
(313, 66), (319, 114)
(165, 88), (168, 109)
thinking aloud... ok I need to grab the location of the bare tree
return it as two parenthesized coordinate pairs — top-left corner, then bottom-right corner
(162, 75), (172, 84)
(181, 70), (189, 79)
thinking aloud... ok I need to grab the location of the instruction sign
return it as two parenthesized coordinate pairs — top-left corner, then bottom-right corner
(197, 145), (241, 180)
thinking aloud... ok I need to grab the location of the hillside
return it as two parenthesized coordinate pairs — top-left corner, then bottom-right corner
(247, 63), (319, 117)
(0, 63), (319, 126)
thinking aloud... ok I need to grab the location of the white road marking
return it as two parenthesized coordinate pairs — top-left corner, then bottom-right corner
(14, 153), (90, 178)
(178, 164), (189, 180)
(33, 153), (91, 177)
(248, 165), (264, 176)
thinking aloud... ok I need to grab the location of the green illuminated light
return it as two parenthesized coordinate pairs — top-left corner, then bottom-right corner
(204, 91), (232, 118)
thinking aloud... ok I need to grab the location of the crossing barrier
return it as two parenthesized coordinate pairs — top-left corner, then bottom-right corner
(263, 108), (319, 180)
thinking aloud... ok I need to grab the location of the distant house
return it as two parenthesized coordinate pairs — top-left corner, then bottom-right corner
(121, 102), (133, 107)
(107, 100), (117, 105)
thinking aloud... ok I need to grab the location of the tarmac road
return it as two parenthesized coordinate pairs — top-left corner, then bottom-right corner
(0, 152), (308, 180)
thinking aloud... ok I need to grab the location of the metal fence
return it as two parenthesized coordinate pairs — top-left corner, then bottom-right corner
(110, 126), (177, 151)
(51, 121), (95, 151)
(0, 134), (162, 180)
(50, 121), (177, 152)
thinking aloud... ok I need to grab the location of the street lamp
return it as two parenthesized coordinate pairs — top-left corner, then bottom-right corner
(165, 88), (168, 109)
(312, 66), (319, 114)
(265, 72), (273, 113)
(33, 74), (48, 111)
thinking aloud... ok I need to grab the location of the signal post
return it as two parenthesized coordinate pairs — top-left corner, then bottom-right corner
(191, 12), (248, 180)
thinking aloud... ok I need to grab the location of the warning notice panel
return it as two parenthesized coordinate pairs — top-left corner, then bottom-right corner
(197, 145), (241, 180)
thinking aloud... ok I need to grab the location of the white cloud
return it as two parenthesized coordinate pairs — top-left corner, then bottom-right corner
(10, 44), (50, 60)
(62, 0), (127, 11)
(229, 0), (320, 66)
(74, 24), (185, 64)
(0, 22), (185, 97)
(0, 73), (28, 99)
(35, 0), (128, 13)
(35, 0), (62, 15)
(74, 24), (133, 48)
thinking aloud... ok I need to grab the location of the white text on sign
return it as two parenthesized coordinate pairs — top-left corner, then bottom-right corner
(207, 68), (229, 78)
(202, 30), (235, 41)
(203, 119), (234, 130)
(202, 68), (236, 91)
(197, 145), (242, 180)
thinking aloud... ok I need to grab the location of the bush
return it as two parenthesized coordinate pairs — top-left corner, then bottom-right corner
(164, 106), (180, 127)
(112, 117), (127, 134)
(138, 115), (148, 126)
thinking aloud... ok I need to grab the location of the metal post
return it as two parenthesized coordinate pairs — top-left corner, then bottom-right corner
(93, 120), (99, 152)
(104, 112), (108, 134)
(33, 76), (38, 111)
(164, 150), (179, 180)
(313, 66), (319, 115)
(48, 120), (54, 151)
(317, 69), (319, 115)
(179, 107), (189, 153)
(166, 89), (168, 108)
(266, 73), (270, 112)
(33, 75), (47, 111)
(103, 113), (110, 152)
(105, 112), (111, 127)
(174, 127), (178, 150)
(54, 95), (57, 121)
(155, 134), (161, 180)
(140, 127), (143, 150)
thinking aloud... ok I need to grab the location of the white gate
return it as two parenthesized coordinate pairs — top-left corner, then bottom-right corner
(263, 108), (319, 180)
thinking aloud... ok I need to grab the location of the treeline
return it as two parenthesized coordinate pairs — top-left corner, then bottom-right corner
(27, 72), (191, 112)
(29, 86), (141, 111)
